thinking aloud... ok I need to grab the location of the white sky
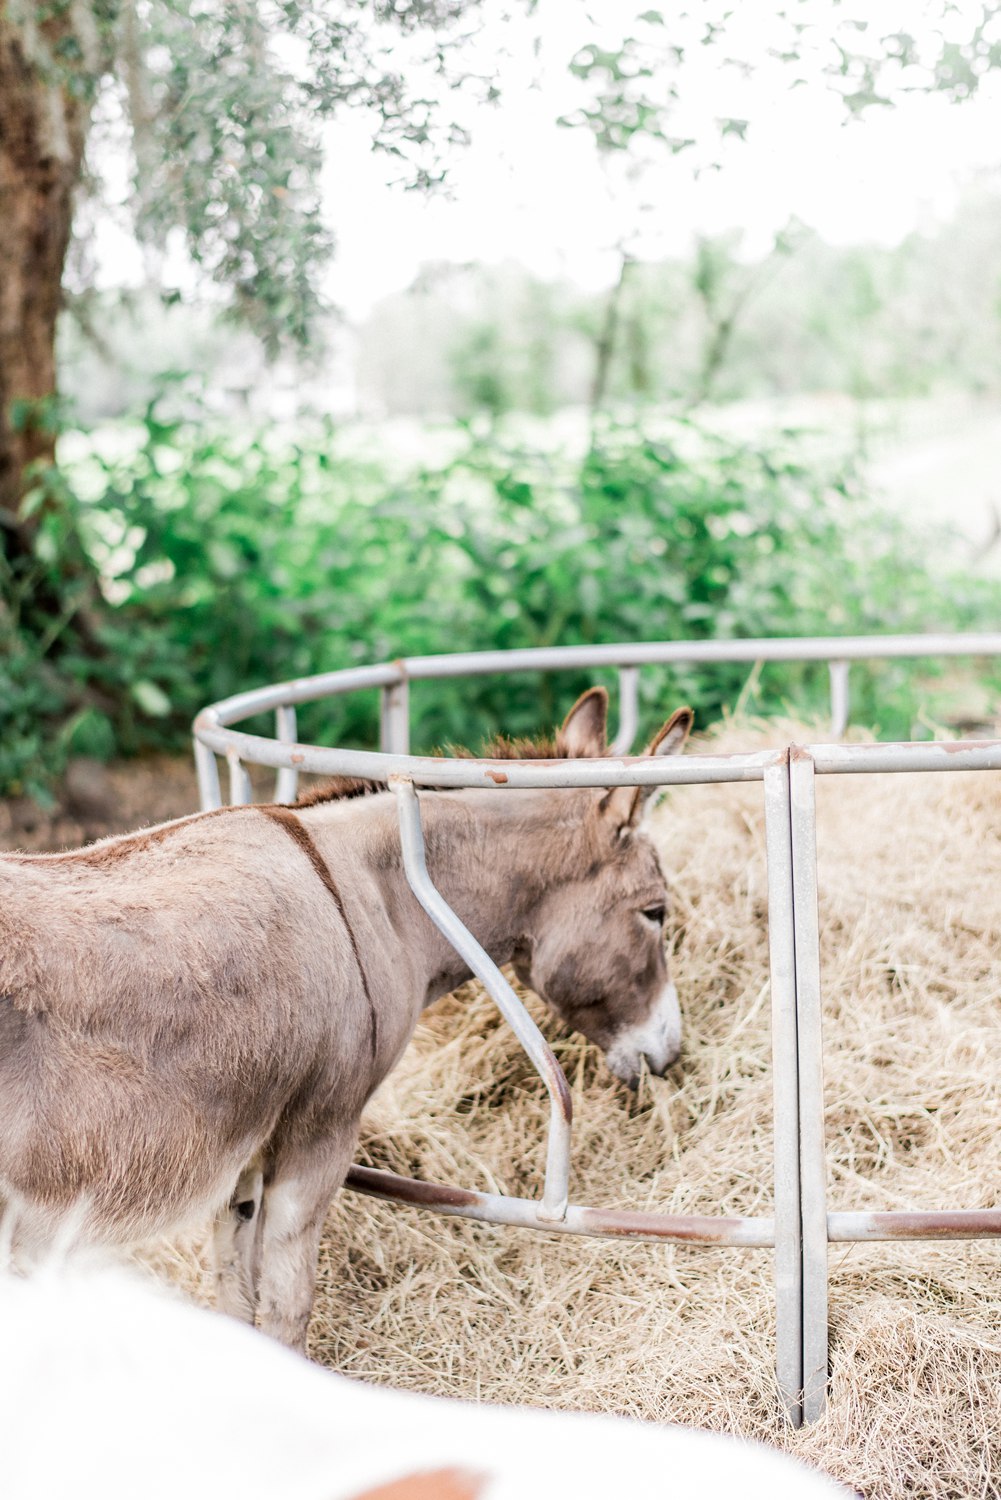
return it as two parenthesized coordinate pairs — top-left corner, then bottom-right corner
(91, 0), (1001, 321)
(322, 0), (1001, 317)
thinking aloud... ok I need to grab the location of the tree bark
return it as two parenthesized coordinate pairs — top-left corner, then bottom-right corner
(590, 253), (633, 418)
(0, 12), (91, 529)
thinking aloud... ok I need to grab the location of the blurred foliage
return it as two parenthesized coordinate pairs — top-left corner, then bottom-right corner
(4, 403), (1000, 798)
(559, 3), (1001, 169)
(58, 189), (1001, 428)
(8, 0), (494, 358)
(321, 189), (1001, 420)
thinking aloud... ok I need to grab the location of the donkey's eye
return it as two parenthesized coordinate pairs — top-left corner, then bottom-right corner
(641, 904), (667, 926)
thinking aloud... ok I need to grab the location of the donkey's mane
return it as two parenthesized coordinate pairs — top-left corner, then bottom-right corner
(294, 778), (391, 808)
(294, 733), (573, 809)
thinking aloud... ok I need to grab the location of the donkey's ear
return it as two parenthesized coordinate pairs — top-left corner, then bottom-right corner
(602, 706), (694, 826)
(557, 686), (608, 758)
(646, 705), (694, 759)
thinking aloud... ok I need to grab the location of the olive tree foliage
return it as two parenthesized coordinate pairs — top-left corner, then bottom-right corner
(0, 0), (493, 796)
(115, 0), (494, 351)
(0, 0), (490, 524)
(560, 1), (1001, 162)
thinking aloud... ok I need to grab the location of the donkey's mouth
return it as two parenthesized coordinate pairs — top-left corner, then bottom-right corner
(605, 1041), (682, 1089)
(604, 985), (683, 1086)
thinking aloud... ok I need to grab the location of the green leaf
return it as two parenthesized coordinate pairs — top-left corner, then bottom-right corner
(131, 680), (172, 717)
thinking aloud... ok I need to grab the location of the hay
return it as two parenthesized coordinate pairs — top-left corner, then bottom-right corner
(167, 719), (1001, 1498)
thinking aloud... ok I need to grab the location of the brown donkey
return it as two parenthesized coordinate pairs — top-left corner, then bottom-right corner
(0, 688), (691, 1350)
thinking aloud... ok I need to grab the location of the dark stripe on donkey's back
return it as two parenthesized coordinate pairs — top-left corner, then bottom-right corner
(258, 806), (378, 1060)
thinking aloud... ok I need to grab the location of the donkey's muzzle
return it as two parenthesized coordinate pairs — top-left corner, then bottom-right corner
(605, 982), (682, 1086)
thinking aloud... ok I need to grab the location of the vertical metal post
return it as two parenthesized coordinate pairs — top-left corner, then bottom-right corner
(829, 661), (850, 738)
(789, 750), (829, 1422)
(274, 705), (299, 805)
(381, 677), (410, 755)
(226, 750), (254, 806)
(609, 666), (640, 755)
(194, 739), (222, 811)
(763, 754), (804, 1426)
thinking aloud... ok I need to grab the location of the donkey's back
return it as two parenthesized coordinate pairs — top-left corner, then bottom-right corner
(0, 808), (373, 1243)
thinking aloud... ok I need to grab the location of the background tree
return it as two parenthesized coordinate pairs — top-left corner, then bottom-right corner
(0, 0), (489, 529)
(557, 0), (1001, 412)
(5, 0), (1001, 803)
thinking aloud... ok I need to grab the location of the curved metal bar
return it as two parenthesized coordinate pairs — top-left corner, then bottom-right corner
(192, 633), (1001, 807)
(191, 629), (1001, 1431)
(828, 1209), (1001, 1241)
(193, 633), (1001, 733)
(342, 1166), (1001, 1247)
(192, 720), (781, 794)
(810, 739), (1001, 775)
(391, 777), (572, 1223)
(344, 1165), (774, 1248)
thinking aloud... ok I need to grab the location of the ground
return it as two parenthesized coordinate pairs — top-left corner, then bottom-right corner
(0, 754), (198, 853)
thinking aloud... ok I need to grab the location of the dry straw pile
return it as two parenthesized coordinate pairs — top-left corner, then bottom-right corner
(164, 720), (1001, 1498)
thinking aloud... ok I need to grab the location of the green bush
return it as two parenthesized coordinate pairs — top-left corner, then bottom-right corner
(3, 404), (999, 799)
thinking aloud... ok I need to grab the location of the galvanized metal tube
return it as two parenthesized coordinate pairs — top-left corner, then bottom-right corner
(391, 778), (573, 1223)
(226, 751), (254, 806)
(789, 750), (829, 1424)
(187, 630), (1001, 1432)
(194, 738), (222, 811)
(344, 1166), (775, 1247)
(194, 634), (1001, 736)
(763, 755), (803, 1426)
(810, 740), (1001, 776)
(380, 676), (410, 755)
(828, 1209), (1001, 1241)
(192, 720), (782, 791)
(199, 663), (404, 726)
(609, 666), (640, 755)
(828, 661), (850, 738)
(396, 632), (1001, 681)
(274, 706), (299, 804)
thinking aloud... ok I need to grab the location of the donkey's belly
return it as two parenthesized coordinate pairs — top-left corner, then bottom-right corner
(0, 998), (282, 1246)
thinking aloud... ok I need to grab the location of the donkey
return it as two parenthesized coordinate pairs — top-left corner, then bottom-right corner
(0, 687), (691, 1351)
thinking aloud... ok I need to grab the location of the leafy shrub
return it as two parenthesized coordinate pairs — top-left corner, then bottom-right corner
(3, 404), (999, 799)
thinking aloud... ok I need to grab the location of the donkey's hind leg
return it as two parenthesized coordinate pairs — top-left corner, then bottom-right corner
(213, 1160), (264, 1323)
(254, 1128), (356, 1353)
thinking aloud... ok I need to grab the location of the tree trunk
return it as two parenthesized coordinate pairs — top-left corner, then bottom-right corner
(590, 254), (633, 418)
(0, 14), (90, 530)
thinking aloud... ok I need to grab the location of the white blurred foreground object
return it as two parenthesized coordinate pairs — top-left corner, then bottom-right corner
(0, 1266), (848, 1500)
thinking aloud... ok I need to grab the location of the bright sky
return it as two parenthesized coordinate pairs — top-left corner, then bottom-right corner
(322, 0), (1001, 317)
(91, 0), (1001, 321)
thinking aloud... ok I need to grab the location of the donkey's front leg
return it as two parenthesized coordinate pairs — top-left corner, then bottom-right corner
(213, 1160), (264, 1323)
(254, 1131), (356, 1352)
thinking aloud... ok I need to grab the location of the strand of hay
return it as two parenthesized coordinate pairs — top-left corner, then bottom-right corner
(153, 720), (1001, 1497)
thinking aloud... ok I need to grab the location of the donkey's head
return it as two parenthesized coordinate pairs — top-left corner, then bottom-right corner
(511, 688), (693, 1088)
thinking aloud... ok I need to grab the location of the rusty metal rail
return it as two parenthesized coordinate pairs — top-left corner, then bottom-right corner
(192, 632), (1001, 1430)
(345, 1165), (775, 1247)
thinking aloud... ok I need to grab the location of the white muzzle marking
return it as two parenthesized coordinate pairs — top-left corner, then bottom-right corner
(605, 981), (682, 1084)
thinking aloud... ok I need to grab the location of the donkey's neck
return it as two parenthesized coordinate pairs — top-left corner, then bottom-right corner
(302, 788), (589, 1005)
